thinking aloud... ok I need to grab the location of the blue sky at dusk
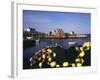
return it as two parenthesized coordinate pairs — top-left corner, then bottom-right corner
(23, 10), (91, 34)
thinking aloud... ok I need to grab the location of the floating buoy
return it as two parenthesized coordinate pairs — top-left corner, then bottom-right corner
(63, 62), (69, 67)
(80, 47), (83, 51)
(76, 63), (82, 67)
(42, 54), (46, 59)
(79, 51), (85, 57)
(56, 64), (60, 68)
(47, 49), (52, 53)
(39, 62), (43, 68)
(85, 42), (90, 47)
(48, 57), (52, 62)
(75, 58), (81, 63)
(83, 42), (90, 48)
(72, 63), (75, 67)
(50, 61), (56, 67)
(53, 52), (56, 57)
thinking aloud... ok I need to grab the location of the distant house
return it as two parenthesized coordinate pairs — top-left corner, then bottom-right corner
(26, 28), (31, 32)
(76, 34), (88, 38)
(51, 28), (65, 38)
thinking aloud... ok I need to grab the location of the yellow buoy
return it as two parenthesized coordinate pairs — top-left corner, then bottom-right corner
(39, 62), (43, 68)
(83, 42), (86, 48)
(56, 64), (60, 68)
(75, 58), (81, 62)
(47, 49), (52, 53)
(53, 52), (56, 57)
(63, 62), (69, 67)
(79, 51), (85, 57)
(50, 61), (56, 67)
(85, 42), (90, 47)
(42, 54), (46, 59)
(83, 42), (91, 48)
(48, 57), (52, 62)
(81, 58), (84, 63)
(72, 63), (75, 67)
(80, 47), (83, 51)
(75, 47), (79, 51)
(76, 63), (82, 67)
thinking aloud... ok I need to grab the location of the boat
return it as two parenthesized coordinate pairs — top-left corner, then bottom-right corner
(68, 41), (76, 46)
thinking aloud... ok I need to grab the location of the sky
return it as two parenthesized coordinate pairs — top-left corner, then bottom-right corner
(23, 10), (91, 34)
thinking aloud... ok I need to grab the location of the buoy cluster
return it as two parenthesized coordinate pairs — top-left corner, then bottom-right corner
(30, 42), (91, 68)
(74, 41), (91, 67)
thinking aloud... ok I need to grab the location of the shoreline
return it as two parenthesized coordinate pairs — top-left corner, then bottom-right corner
(39, 37), (90, 39)
(23, 38), (90, 49)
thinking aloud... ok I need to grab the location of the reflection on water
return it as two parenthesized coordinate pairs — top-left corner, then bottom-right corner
(23, 38), (90, 69)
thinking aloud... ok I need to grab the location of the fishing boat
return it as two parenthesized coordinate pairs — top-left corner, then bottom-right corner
(68, 41), (76, 46)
